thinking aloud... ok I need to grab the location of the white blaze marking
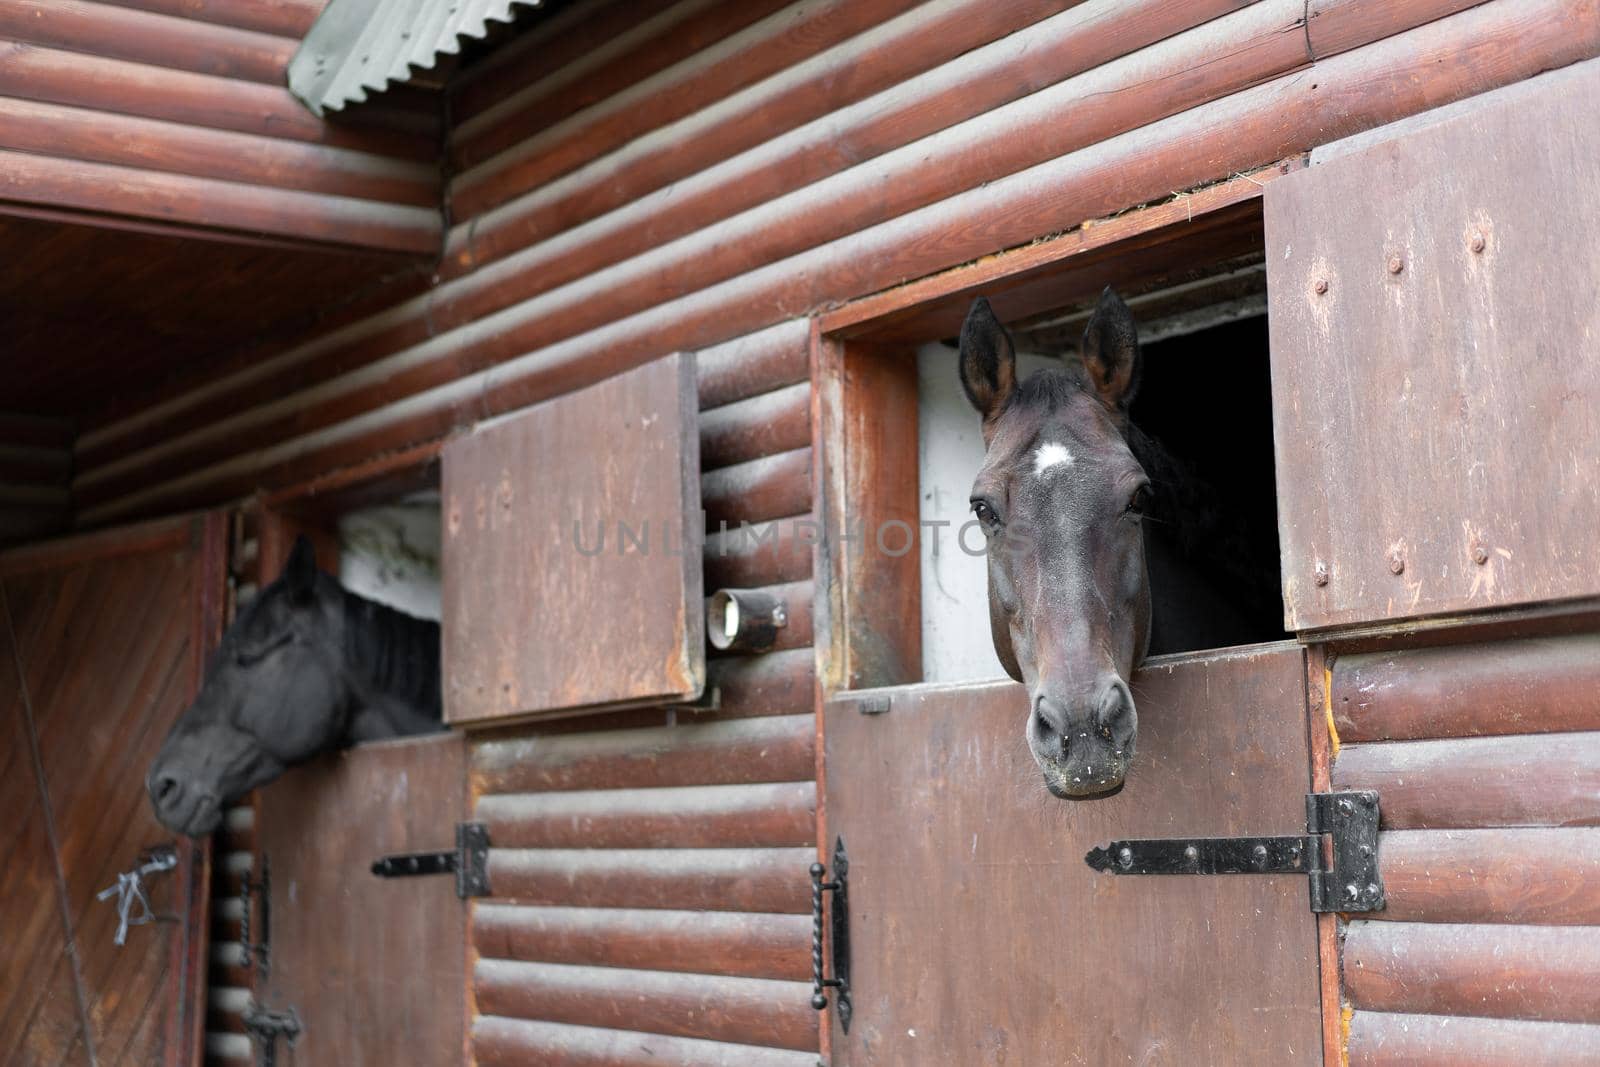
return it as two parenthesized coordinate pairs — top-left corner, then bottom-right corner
(1033, 441), (1074, 477)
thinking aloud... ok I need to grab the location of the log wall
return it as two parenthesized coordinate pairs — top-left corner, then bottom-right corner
(1330, 632), (1600, 1065)
(0, 0), (441, 250)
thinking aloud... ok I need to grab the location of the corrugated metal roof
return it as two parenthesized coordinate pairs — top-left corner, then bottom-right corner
(289, 0), (543, 115)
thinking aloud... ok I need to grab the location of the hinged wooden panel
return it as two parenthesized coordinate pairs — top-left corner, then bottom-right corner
(1266, 61), (1600, 631)
(823, 643), (1320, 1064)
(255, 732), (467, 1065)
(441, 352), (704, 724)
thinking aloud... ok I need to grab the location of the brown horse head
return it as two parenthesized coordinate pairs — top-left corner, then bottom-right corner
(959, 288), (1149, 800)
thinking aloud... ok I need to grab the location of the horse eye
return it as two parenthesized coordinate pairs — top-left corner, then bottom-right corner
(1126, 485), (1152, 518)
(971, 499), (1002, 528)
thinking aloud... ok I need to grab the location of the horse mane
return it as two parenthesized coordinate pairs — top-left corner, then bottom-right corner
(339, 587), (443, 717)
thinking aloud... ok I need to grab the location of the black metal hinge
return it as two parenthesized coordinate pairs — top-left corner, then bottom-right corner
(242, 1004), (300, 1067)
(1084, 790), (1384, 913)
(370, 822), (490, 898)
(809, 836), (852, 1032)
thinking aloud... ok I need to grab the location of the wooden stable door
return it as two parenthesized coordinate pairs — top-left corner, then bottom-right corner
(822, 643), (1322, 1064)
(0, 515), (225, 1066)
(252, 732), (468, 1064)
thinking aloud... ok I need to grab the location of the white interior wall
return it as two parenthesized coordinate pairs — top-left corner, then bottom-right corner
(916, 342), (1058, 684)
(336, 490), (442, 621)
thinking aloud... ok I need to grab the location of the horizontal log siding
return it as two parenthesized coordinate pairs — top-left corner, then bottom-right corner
(0, 0), (440, 250)
(467, 323), (821, 1058)
(74, 0), (1600, 521)
(1331, 629), (1600, 1062)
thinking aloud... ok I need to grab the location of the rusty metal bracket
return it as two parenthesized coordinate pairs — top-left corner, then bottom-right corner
(1084, 790), (1384, 914)
(370, 822), (490, 898)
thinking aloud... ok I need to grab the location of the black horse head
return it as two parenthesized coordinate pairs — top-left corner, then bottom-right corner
(147, 536), (442, 836)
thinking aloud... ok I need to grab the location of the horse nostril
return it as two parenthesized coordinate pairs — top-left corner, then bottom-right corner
(154, 775), (182, 806)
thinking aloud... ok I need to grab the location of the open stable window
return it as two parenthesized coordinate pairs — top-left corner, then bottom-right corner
(441, 351), (705, 724)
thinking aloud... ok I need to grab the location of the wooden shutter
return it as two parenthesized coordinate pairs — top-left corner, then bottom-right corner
(1265, 61), (1600, 631)
(441, 352), (705, 724)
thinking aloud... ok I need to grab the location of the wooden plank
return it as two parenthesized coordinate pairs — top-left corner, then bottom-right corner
(823, 644), (1320, 1062)
(451, 0), (789, 170)
(0, 0), (297, 84)
(450, 0), (925, 219)
(1334, 733), (1600, 829)
(696, 321), (811, 410)
(703, 646), (814, 720)
(477, 782), (816, 849)
(473, 905), (810, 982)
(1375, 829), (1600, 924)
(703, 516), (814, 591)
(470, 714), (817, 794)
(701, 447), (812, 531)
(444, 0), (1091, 273)
(1305, 644), (1342, 1067)
(484, 847), (813, 913)
(0, 41), (432, 157)
(1308, 0), (1488, 58)
(816, 337), (921, 689)
(700, 382), (811, 469)
(473, 1015), (819, 1067)
(81, 0), (1600, 523)
(0, 149), (439, 253)
(255, 733), (467, 1067)
(100, 0), (325, 39)
(1345, 921), (1600, 1023)
(473, 960), (817, 1052)
(1347, 1011), (1600, 1067)
(1330, 634), (1600, 742)
(0, 96), (438, 205)
(1265, 57), (1600, 629)
(441, 353), (704, 723)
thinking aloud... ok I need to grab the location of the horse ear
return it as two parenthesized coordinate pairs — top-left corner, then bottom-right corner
(958, 297), (1017, 421)
(283, 535), (318, 602)
(1080, 287), (1142, 410)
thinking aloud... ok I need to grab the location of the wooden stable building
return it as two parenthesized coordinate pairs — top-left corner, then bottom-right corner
(3, 0), (1599, 1064)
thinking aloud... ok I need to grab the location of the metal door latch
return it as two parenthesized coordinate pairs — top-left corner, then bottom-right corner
(1084, 790), (1385, 913)
(809, 836), (852, 1031)
(242, 1004), (300, 1067)
(370, 822), (490, 898)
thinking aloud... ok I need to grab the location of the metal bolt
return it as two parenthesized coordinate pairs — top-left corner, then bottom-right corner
(1313, 278), (1329, 295)
(1118, 847), (1133, 870)
(1253, 845), (1269, 867)
(1367, 883), (1381, 898)
(1387, 255), (1404, 275)
(1184, 846), (1199, 863)
(1472, 542), (1490, 565)
(1359, 843), (1373, 856)
(1470, 233), (1487, 254)
(1388, 551), (1405, 575)
(1313, 560), (1329, 586)
(1346, 883), (1360, 900)
(1338, 798), (1354, 815)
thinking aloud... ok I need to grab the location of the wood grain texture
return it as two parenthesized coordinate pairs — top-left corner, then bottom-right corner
(474, 905), (811, 982)
(473, 1014), (820, 1067)
(1347, 1011), (1600, 1066)
(1266, 57), (1600, 628)
(254, 733), (467, 1067)
(824, 644), (1319, 1062)
(478, 781), (816, 849)
(83, 0), (1600, 522)
(1376, 829), (1600, 924)
(1345, 921), (1600, 1023)
(700, 383), (812, 470)
(474, 959), (817, 1051)
(702, 448), (813, 531)
(1334, 733), (1600, 829)
(442, 352), (703, 723)
(472, 714), (816, 794)
(1330, 634), (1600, 741)
(484, 848), (813, 913)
